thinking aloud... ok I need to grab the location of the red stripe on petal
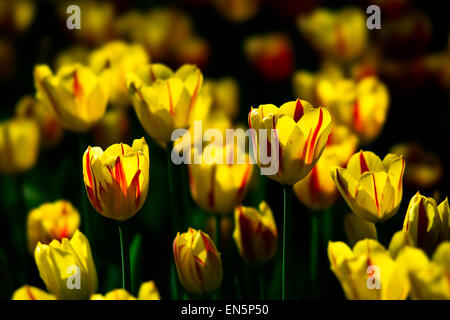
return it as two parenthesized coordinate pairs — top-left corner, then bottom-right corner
(114, 156), (127, 195)
(25, 286), (36, 300)
(85, 147), (93, 187)
(131, 169), (141, 207)
(417, 198), (428, 248)
(359, 151), (370, 174)
(73, 69), (83, 98)
(372, 173), (380, 214)
(238, 207), (255, 261)
(353, 100), (362, 132)
(166, 82), (174, 116)
(307, 108), (323, 163)
(294, 98), (304, 122)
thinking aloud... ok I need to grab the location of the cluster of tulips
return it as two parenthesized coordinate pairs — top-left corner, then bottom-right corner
(1, 1), (448, 301)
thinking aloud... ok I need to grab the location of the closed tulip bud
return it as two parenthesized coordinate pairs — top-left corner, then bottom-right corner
(173, 228), (223, 296)
(328, 239), (409, 300)
(34, 63), (108, 132)
(34, 230), (98, 300)
(388, 230), (414, 259)
(402, 192), (444, 254)
(15, 95), (64, 149)
(127, 63), (211, 144)
(396, 242), (450, 300)
(89, 41), (149, 108)
(332, 150), (405, 223)
(0, 118), (39, 174)
(248, 99), (332, 186)
(188, 142), (253, 215)
(137, 280), (161, 300)
(293, 125), (358, 209)
(344, 213), (377, 247)
(11, 285), (56, 300)
(27, 200), (80, 254)
(82, 138), (150, 221)
(91, 289), (136, 300)
(233, 201), (278, 263)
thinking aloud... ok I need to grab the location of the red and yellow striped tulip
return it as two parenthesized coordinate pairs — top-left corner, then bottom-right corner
(11, 285), (56, 300)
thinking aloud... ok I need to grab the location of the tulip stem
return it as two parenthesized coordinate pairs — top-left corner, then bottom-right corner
(310, 211), (319, 298)
(282, 186), (293, 300)
(118, 223), (131, 292)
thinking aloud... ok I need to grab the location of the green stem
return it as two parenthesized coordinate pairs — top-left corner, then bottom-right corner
(310, 212), (319, 298)
(282, 186), (293, 300)
(118, 223), (131, 292)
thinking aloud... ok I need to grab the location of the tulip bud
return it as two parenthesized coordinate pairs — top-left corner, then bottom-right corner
(34, 63), (108, 132)
(34, 230), (98, 300)
(331, 150), (405, 223)
(137, 280), (161, 300)
(328, 239), (409, 300)
(402, 192), (443, 254)
(127, 63), (211, 144)
(27, 200), (81, 254)
(91, 289), (136, 300)
(0, 118), (39, 174)
(233, 201), (278, 263)
(11, 285), (56, 300)
(82, 138), (150, 221)
(344, 213), (377, 247)
(173, 228), (223, 296)
(248, 99), (332, 186)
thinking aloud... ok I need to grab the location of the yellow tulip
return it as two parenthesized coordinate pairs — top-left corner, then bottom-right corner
(248, 98), (332, 186)
(344, 213), (377, 247)
(27, 200), (80, 254)
(34, 63), (108, 132)
(34, 229), (98, 300)
(204, 77), (239, 121)
(173, 228), (223, 296)
(438, 198), (449, 241)
(402, 192), (448, 254)
(82, 137), (150, 222)
(188, 142), (253, 215)
(298, 7), (368, 62)
(233, 201), (278, 263)
(0, 118), (39, 174)
(137, 280), (161, 300)
(91, 289), (136, 300)
(331, 150), (405, 223)
(328, 239), (409, 300)
(89, 41), (149, 108)
(388, 230), (414, 259)
(11, 285), (56, 300)
(396, 242), (450, 299)
(15, 95), (64, 149)
(127, 63), (211, 144)
(293, 125), (358, 209)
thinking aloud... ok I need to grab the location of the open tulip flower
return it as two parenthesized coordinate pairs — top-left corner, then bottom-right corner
(293, 125), (358, 210)
(188, 142), (253, 215)
(328, 239), (409, 300)
(248, 98), (332, 186)
(396, 242), (450, 299)
(331, 150), (405, 223)
(82, 137), (150, 222)
(27, 200), (80, 254)
(402, 192), (449, 254)
(34, 63), (108, 132)
(34, 229), (98, 300)
(173, 228), (223, 296)
(126, 63), (211, 144)
(11, 285), (56, 300)
(0, 118), (40, 174)
(233, 201), (278, 263)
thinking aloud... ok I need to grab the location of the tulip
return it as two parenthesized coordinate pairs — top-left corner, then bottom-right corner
(248, 98), (332, 186)
(331, 150), (405, 223)
(233, 201), (278, 263)
(0, 118), (39, 174)
(27, 200), (81, 254)
(188, 142), (253, 215)
(90, 280), (160, 300)
(402, 192), (448, 254)
(388, 230), (414, 259)
(89, 41), (149, 108)
(82, 137), (150, 221)
(11, 285), (56, 300)
(15, 95), (64, 149)
(173, 36), (210, 69)
(328, 239), (409, 300)
(204, 77), (239, 121)
(91, 289), (136, 300)
(293, 125), (358, 209)
(34, 63), (108, 132)
(298, 7), (368, 62)
(34, 229), (98, 300)
(127, 63), (211, 144)
(137, 280), (161, 300)
(396, 242), (450, 299)
(173, 228), (223, 296)
(438, 198), (449, 242)
(344, 213), (377, 247)
(212, 0), (261, 23)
